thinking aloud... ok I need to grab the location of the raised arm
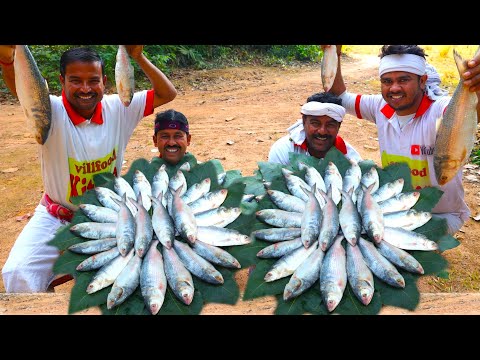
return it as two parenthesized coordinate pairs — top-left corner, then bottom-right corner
(0, 45), (17, 97)
(125, 45), (177, 109)
(462, 48), (480, 123)
(322, 45), (346, 96)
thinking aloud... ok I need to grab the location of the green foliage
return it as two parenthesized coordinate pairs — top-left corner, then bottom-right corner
(243, 150), (452, 315)
(1, 45), (326, 96)
(49, 155), (258, 315)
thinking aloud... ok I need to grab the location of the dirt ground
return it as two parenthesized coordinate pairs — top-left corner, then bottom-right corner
(1, 53), (479, 315)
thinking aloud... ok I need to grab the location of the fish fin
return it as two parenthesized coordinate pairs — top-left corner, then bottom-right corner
(460, 147), (468, 164)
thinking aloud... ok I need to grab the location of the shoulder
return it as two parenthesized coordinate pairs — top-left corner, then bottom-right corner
(344, 140), (363, 162)
(270, 135), (294, 151)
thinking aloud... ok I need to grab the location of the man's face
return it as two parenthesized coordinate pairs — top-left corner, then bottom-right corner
(153, 129), (191, 166)
(380, 71), (427, 115)
(303, 115), (340, 158)
(60, 61), (106, 118)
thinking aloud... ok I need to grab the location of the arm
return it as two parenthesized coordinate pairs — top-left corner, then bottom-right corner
(462, 49), (480, 123)
(322, 45), (346, 96)
(125, 45), (177, 109)
(0, 45), (17, 97)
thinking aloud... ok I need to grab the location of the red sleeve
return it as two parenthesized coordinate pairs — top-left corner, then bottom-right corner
(143, 89), (155, 117)
(334, 136), (348, 155)
(354, 94), (362, 119)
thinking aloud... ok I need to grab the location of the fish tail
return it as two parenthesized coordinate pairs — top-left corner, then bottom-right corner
(453, 49), (467, 75)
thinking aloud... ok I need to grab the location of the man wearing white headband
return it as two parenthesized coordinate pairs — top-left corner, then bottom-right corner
(268, 92), (362, 165)
(325, 45), (480, 235)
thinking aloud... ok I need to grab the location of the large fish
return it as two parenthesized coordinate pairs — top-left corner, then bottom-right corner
(115, 45), (135, 107)
(321, 45), (338, 92)
(14, 45), (51, 144)
(434, 46), (480, 185)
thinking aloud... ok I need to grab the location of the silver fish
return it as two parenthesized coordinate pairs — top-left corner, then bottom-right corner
(319, 235), (347, 312)
(357, 237), (405, 288)
(434, 46), (480, 185)
(256, 209), (302, 228)
(133, 170), (152, 211)
(70, 222), (117, 239)
(174, 241), (224, 285)
(321, 45), (338, 92)
(256, 237), (304, 258)
(68, 237), (118, 255)
(382, 226), (439, 251)
(346, 242), (375, 305)
(140, 240), (167, 315)
(264, 242), (318, 282)
(86, 248), (134, 294)
(162, 246), (195, 305)
(191, 240), (241, 269)
(267, 189), (306, 213)
(76, 247), (121, 271)
(107, 254), (142, 309)
(14, 45), (51, 144)
(79, 203), (118, 223)
(376, 240), (424, 274)
(150, 192), (175, 249)
(196, 226), (251, 246)
(284, 246), (324, 300)
(252, 227), (302, 242)
(115, 45), (135, 107)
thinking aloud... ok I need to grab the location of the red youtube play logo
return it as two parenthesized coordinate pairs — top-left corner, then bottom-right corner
(411, 145), (420, 155)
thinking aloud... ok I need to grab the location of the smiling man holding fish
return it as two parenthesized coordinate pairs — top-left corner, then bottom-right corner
(0, 45), (177, 293)
(325, 45), (480, 235)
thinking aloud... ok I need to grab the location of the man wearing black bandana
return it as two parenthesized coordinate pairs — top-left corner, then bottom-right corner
(153, 109), (191, 166)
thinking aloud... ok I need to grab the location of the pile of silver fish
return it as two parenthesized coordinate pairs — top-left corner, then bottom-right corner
(68, 164), (251, 315)
(253, 160), (438, 312)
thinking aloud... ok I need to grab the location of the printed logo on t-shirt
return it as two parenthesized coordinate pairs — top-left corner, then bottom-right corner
(411, 144), (434, 156)
(67, 148), (118, 202)
(381, 151), (431, 190)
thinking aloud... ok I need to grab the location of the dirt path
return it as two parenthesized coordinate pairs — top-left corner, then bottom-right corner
(1, 53), (479, 314)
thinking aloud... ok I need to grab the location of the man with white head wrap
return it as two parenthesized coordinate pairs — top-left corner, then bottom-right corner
(268, 92), (362, 165)
(324, 45), (480, 235)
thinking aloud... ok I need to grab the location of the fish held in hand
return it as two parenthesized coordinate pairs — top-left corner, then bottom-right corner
(434, 46), (480, 185)
(14, 45), (51, 144)
(321, 45), (338, 92)
(115, 45), (135, 107)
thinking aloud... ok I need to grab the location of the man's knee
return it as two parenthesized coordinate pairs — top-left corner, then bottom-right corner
(2, 260), (51, 293)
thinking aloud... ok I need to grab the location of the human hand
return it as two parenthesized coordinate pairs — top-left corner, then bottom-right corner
(320, 45), (342, 56)
(124, 45), (144, 61)
(462, 48), (480, 92)
(0, 45), (15, 64)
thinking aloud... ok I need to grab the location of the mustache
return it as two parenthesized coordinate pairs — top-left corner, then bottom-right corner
(313, 134), (332, 140)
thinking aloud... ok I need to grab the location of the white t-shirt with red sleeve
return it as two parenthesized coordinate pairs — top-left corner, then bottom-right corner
(339, 91), (470, 223)
(40, 89), (154, 211)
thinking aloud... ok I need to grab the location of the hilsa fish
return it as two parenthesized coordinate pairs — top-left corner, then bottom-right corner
(433, 46), (480, 185)
(115, 45), (135, 107)
(14, 45), (51, 144)
(321, 45), (338, 92)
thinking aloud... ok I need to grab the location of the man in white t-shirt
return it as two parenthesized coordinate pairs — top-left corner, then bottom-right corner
(325, 45), (480, 235)
(268, 92), (362, 165)
(0, 46), (177, 292)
